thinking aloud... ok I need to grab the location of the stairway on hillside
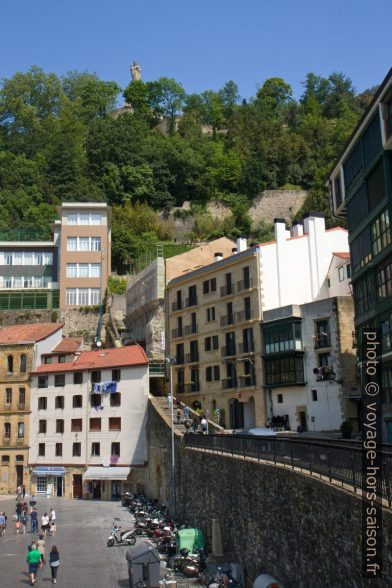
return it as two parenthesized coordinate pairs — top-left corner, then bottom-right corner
(151, 397), (223, 434)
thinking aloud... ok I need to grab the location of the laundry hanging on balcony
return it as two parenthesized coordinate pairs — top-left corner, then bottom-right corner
(93, 381), (117, 394)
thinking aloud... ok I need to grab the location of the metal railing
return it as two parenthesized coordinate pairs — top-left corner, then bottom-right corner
(172, 301), (182, 312)
(236, 309), (252, 323)
(236, 278), (252, 291)
(183, 434), (392, 505)
(185, 297), (198, 307)
(221, 346), (236, 357)
(238, 342), (255, 354)
(220, 315), (235, 327)
(185, 352), (199, 364)
(0, 290), (59, 310)
(171, 328), (183, 339)
(220, 284), (234, 297)
(184, 324), (198, 335)
(314, 336), (331, 349)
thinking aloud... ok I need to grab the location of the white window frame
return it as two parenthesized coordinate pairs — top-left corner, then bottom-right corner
(90, 214), (102, 225)
(90, 237), (101, 252)
(90, 264), (101, 278)
(66, 264), (77, 278)
(13, 253), (22, 265)
(67, 238), (77, 252)
(67, 289), (77, 306)
(78, 264), (89, 278)
(338, 266), (345, 282)
(79, 238), (89, 252)
(79, 213), (89, 225)
(90, 289), (101, 305)
(67, 214), (77, 225)
(78, 289), (89, 305)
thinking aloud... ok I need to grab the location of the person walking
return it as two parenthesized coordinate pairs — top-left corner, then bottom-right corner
(166, 393), (172, 410)
(16, 485), (22, 500)
(184, 419), (191, 433)
(37, 534), (46, 565)
(41, 513), (50, 536)
(29, 494), (37, 512)
(49, 545), (60, 584)
(26, 544), (41, 585)
(201, 415), (208, 434)
(22, 485), (26, 499)
(20, 511), (28, 534)
(192, 417), (199, 434)
(49, 508), (56, 536)
(183, 405), (190, 420)
(16, 500), (22, 522)
(30, 508), (38, 534)
(0, 511), (5, 536)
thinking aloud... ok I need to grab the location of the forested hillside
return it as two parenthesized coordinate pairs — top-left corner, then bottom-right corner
(0, 67), (376, 270)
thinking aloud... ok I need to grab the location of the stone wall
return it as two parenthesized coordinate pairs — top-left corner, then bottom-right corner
(146, 400), (391, 588)
(59, 309), (101, 348)
(0, 309), (57, 327)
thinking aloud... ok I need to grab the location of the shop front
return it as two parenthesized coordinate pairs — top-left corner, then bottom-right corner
(31, 466), (66, 497)
(82, 466), (131, 500)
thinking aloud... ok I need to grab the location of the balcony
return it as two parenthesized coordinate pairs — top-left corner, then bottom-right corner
(176, 356), (185, 366)
(3, 403), (12, 411)
(172, 300), (182, 312)
(220, 315), (235, 327)
(314, 366), (335, 381)
(16, 437), (25, 445)
(2, 437), (11, 446)
(314, 335), (331, 349)
(185, 297), (198, 308)
(236, 309), (252, 323)
(185, 352), (199, 364)
(239, 375), (256, 388)
(185, 382), (200, 393)
(171, 328), (183, 339)
(221, 378), (237, 390)
(184, 324), (198, 336)
(221, 346), (236, 357)
(176, 383), (185, 394)
(237, 278), (252, 292)
(238, 342), (255, 354)
(220, 284), (234, 297)
(17, 404), (26, 410)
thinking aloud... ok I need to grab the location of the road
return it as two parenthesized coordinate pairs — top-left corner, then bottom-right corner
(0, 495), (131, 587)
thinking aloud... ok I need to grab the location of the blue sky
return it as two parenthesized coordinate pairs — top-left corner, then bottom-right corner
(2, 0), (390, 100)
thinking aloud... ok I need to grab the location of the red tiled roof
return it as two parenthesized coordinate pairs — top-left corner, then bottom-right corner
(32, 345), (148, 374)
(333, 252), (350, 260)
(52, 337), (83, 353)
(0, 323), (63, 345)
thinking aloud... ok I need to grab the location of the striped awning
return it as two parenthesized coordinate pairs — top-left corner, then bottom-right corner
(82, 467), (130, 481)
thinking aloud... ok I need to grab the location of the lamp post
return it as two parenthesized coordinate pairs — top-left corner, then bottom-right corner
(165, 355), (176, 519)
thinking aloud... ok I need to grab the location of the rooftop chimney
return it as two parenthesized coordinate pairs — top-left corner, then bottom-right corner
(231, 247), (238, 254)
(291, 220), (304, 237)
(214, 252), (223, 262)
(302, 211), (325, 235)
(236, 235), (247, 253)
(274, 218), (286, 243)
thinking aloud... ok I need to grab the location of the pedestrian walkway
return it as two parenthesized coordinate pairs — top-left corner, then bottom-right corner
(0, 496), (131, 587)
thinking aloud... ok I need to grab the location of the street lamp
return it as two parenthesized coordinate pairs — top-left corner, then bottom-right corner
(165, 355), (176, 519)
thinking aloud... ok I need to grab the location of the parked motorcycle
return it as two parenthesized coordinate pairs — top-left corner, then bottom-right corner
(169, 548), (207, 576)
(107, 519), (137, 547)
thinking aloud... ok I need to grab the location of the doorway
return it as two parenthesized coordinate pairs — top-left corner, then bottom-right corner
(56, 477), (63, 497)
(92, 480), (101, 499)
(230, 398), (244, 429)
(15, 465), (23, 487)
(111, 481), (121, 500)
(37, 476), (47, 494)
(73, 474), (83, 499)
(299, 411), (308, 432)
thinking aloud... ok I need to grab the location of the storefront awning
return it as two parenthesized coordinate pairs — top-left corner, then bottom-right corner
(83, 467), (131, 481)
(33, 466), (65, 476)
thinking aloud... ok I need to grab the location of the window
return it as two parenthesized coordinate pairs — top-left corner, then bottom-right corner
(112, 369), (121, 382)
(312, 390), (318, 401)
(265, 356), (305, 386)
(55, 443), (62, 457)
(71, 419), (82, 432)
(206, 366), (212, 382)
(38, 443), (45, 457)
(5, 253), (12, 265)
(343, 140), (363, 191)
(188, 285), (197, 306)
(242, 328), (254, 353)
(110, 393), (121, 407)
(177, 369), (185, 394)
(17, 421), (24, 439)
(111, 442), (120, 457)
(66, 289), (77, 306)
(78, 289), (89, 305)
(67, 214), (77, 225)
(354, 273), (376, 317)
(54, 374), (65, 387)
(79, 238), (89, 252)
(244, 297), (251, 320)
(67, 238), (77, 251)
(58, 356), (66, 363)
(176, 344), (184, 365)
(264, 321), (302, 354)
(338, 266), (344, 282)
(91, 237), (101, 251)
(318, 353), (331, 367)
(205, 337), (211, 352)
(1, 455), (10, 463)
(66, 264), (77, 278)
(212, 335), (219, 350)
(4, 423), (11, 438)
(5, 388), (12, 405)
(362, 114), (382, 168)
(346, 264), (351, 279)
(242, 359), (256, 386)
(206, 307), (216, 322)
(55, 396), (64, 409)
(214, 365), (220, 381)
(89, 418), (101, 431)
(72, 443), (81, 457)
(243, 266), (250, 288)
(44, 357), (52, 365)
(226, 363), (237, 389)
(226, 302), (234, 324)
(13, 252), (22, 265)
(56, 419), (64, 433)
(91, 394), (101, 408)
(90, 264), (101, 278)
(109, 417), (121, 431)
(211, 278), (216, 292)
(91, 442), (100, 456)
(90, 289), (100, 305)
(225, 332), (236, 356)
(91, 214), (102, 225)
(73, 372), (83, 384)
(225, 273), (232, 295)
(79, 264), (89, 278)
(315, 320), (330, 347)
(203, 280), (209, 294)
(79, 213), (89, 225)
(38, 375), (48, 389)
(20, 354), (26, 373)
(351, 226), (372, 271)
(367, 159), (385, 211)
(372, 209), (391, 257)
(91, 371), (101, 383)
(72, 395), (83, 408)
(38, 397), (47, 410)
(15, 455), (23, 462)
(24, 276), (33, 288)
(376, 260), (392, 300)
(189, 340), (199, 362)
(277, 394), (283, 404)
(39, 420), (47, 434)
(190, 368), (200, 392)
(7, 355), (13, 373)
(334, 175), (342, 209)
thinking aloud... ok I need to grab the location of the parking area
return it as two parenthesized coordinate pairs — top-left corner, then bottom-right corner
(0, 496), (131, 587)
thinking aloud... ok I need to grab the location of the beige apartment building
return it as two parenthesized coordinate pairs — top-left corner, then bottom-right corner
(57, 203), (111, 309)
(167, 239), (264, 429)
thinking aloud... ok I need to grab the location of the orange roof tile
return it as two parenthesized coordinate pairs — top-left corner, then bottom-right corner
(333, 252), (350, 259)
(0, 323), (63, 345)
(32, 345), (148, 374)
(52, 337), (83, 353)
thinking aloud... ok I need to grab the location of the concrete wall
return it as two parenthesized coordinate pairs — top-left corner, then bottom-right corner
(145, 401), (391, 588)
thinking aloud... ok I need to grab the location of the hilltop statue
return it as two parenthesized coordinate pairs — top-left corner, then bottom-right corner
(131, 61), (141, 82)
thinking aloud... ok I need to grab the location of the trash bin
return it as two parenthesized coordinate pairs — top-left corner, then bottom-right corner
(126, 540), (161, 588)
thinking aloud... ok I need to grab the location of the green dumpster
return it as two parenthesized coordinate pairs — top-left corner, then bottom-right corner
(177, 528), (205, 554)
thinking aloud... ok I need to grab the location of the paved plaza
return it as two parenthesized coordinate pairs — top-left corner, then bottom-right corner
(0, 496), (132, 587)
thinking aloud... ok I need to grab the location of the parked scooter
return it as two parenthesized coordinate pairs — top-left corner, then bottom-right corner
(107, 519), (137, 547)
(169, 548), (207, 576)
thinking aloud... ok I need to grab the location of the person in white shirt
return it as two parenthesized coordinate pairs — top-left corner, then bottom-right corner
(49, 508), (56, 536)
(41, 513), (50, 536)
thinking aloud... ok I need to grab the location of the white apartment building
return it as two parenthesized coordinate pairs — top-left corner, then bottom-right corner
(29, 346), (149, 500)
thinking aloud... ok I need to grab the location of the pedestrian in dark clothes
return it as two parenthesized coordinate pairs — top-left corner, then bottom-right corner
(49, 545), (60, 584)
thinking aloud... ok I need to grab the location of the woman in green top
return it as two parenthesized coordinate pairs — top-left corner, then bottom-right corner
(27, 547), (41, 586)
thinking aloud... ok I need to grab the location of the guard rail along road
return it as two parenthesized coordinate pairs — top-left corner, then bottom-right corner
(183, 433), (392, 507)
